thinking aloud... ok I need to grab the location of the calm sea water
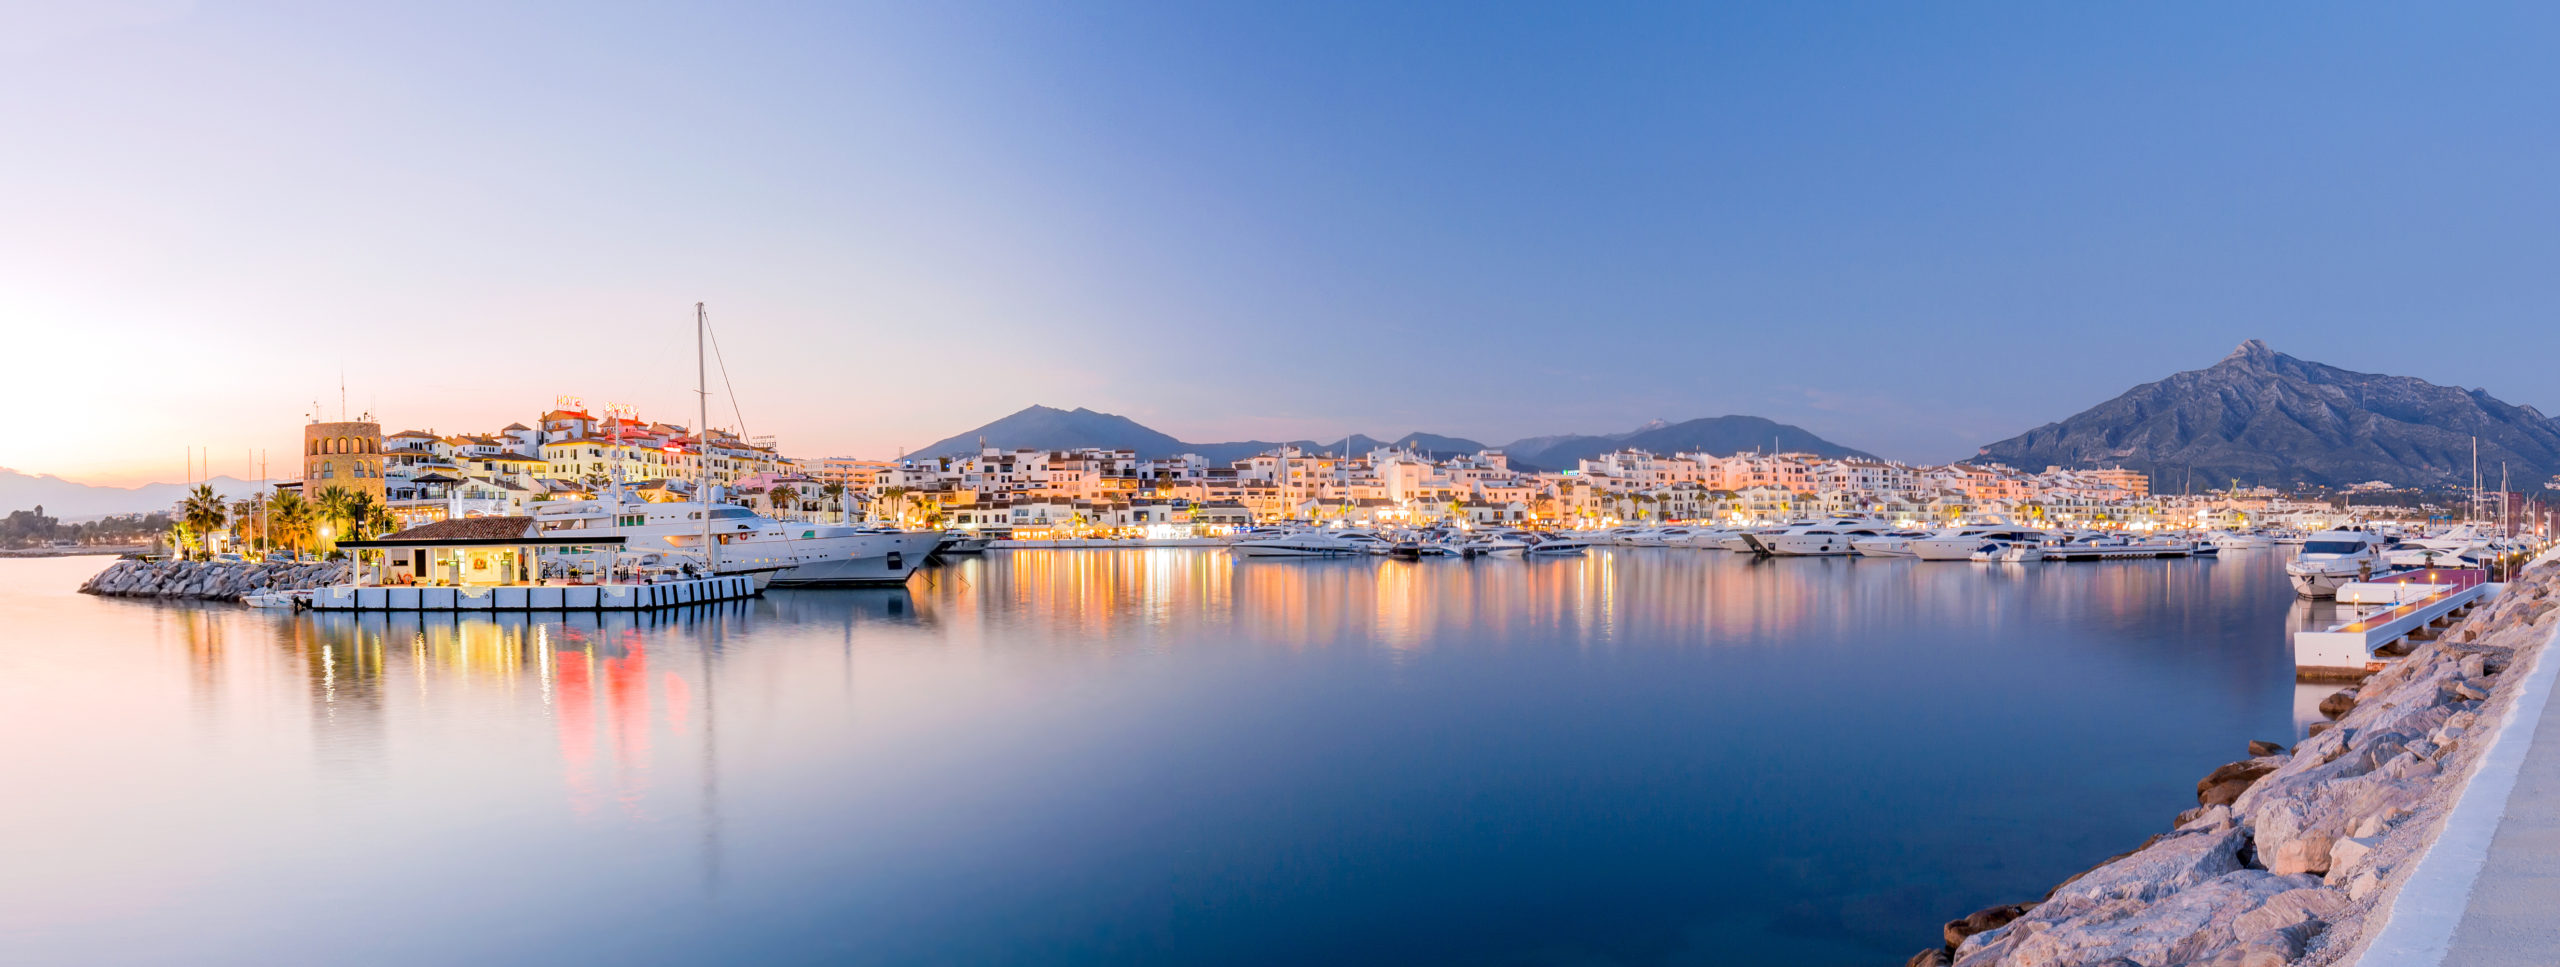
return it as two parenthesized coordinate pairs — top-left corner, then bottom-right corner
(0, 549), (2320, 966)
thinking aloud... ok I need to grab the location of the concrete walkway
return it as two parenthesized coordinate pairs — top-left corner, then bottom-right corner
(2437, 653), (2560, 965)
(2361, 565), (2560, 966)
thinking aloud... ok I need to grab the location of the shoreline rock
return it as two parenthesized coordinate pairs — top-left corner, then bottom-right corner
(1908, 558), (2560, 967)
(76, 559), (350, 601)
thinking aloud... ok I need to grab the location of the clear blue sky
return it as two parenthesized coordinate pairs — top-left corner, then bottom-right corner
(5, 1), (2557, 483)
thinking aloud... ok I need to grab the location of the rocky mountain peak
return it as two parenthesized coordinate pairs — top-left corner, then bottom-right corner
(2221, 339), (2277, 365)
(1979, 342), (2560, 488)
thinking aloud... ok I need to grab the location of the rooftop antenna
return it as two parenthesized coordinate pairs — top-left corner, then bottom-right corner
(339, 370), (347, 422)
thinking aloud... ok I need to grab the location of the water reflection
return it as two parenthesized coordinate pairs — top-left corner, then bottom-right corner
(3, 550), (2310, 967)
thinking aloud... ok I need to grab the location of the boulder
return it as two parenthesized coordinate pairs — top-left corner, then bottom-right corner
(2038, 826), (2249, 919)
(2352, 805), (2413, 839)
(2325, 836), (2382, 883)
(2268, 834), (2334, 876)
(2198, 757), (2282, 807)
(2344, 868), (2384, 902)
(2247, 739), (2288, 758)
(1962, 870), (2315, 967)
(1942, 902), (2033, 950)
(2178, 804), (2234, 831)
(2319, 688), (2359, 718)
(1904, 949), (1951, 967)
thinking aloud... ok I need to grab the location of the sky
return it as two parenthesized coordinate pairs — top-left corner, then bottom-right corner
(5, 1), (2559, 486)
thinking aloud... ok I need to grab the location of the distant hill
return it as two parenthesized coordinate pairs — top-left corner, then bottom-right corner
(1505, 416), (1877, 468)
(910, 406), (1868, 471)
(911, 406), (1491, 463)
(0, 469), (264, 520)
(912, 406), (1190, 458)
(1976, 340), (2560, 489)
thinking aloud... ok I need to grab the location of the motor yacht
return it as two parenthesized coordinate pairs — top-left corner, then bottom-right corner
(1230, 529), (1377, 557)
(2209, 530), (2275, 550)
(1908, 526), (2048, 561)
(2383, 524), (2496, 569)
(1718, 526), (1786, 552)
(1523, 533), (1590, 555)
(1744, 519), (1895, 557)
(2284, 528), (2399, 598)
(937, 532), (991, 555)
(1669, 528), (1741, 549)
(1460, 531), (1531, 556)
(1971, 540), (2045, 563)
(531, 494), (938, 587)
(1850, 530), (1939, 558)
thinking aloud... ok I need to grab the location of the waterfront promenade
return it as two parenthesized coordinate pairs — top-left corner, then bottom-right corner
(2359, 546), (2560, 966)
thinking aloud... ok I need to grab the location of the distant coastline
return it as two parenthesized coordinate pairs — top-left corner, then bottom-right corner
(0, 545), (143, 559)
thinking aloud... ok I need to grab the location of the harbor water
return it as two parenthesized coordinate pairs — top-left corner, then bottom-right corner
(0, 549), (2314, 966)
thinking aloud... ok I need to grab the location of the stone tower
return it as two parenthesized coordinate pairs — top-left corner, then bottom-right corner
(303, 420), (387, 502)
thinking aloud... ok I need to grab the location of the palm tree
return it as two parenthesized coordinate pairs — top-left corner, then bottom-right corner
(822, 482), (847, 522)
(181, 484), (227, 559)
(228, 497), (259, 551)
(314, 486), (358, 553)
(341, 491), (388, 542)
(361, 502), (398, 542)
(268, 492), (314, 560)
(769, 486), (800, 519)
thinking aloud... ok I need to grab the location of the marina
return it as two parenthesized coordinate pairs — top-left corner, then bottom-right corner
(2, 548), (2331, 966)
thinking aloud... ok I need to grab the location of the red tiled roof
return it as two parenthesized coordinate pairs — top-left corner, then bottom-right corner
(377, 516), (537, 541)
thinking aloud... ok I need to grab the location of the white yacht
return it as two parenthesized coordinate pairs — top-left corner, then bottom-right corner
(1231, 529), (1376, 557)
(1523, 533), (1590, 556)
(1972, 540), (2045, 563)
(1744, 519), (1894, 557)
(531, 495), (937, 587)
(2383, 524), (2496, 569)
(1849, 529), (1939, 558)
(1908, 526), (2048, 561)
(1719, 526), (1784, 552)
(1460, 531), (1531, 556)
(2209, 530), (2275, 550)
(2285, 528), (2397, 598)
(1672, 528), (1744, 549)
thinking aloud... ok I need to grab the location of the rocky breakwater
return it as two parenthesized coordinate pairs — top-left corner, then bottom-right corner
(78, 559), (351, 601)
(1909, 560), (2560, 967)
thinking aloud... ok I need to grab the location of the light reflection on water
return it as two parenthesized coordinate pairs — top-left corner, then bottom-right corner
(0, 550), (2306, 966)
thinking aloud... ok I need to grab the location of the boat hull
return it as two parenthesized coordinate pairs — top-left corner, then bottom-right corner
(2285, 563), (2365, 598)
(768, 532), (943, 587)
(1910, 540), (1991, 561)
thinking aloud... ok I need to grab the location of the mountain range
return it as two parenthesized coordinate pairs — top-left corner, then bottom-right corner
(0, 469), (265, 522)
(18, 342), (2554, 518)
(1978, 340), (2560, 490)
(910, 406), (1874, 469)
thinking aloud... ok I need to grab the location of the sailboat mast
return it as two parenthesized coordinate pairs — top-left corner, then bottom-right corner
(2472, 436), (2480, 524)
(698, 302), (717, 575)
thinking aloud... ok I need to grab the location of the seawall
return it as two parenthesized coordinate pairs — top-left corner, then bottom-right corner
(1909, 559), (2560, 967)
(78, 559), (352, 601)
